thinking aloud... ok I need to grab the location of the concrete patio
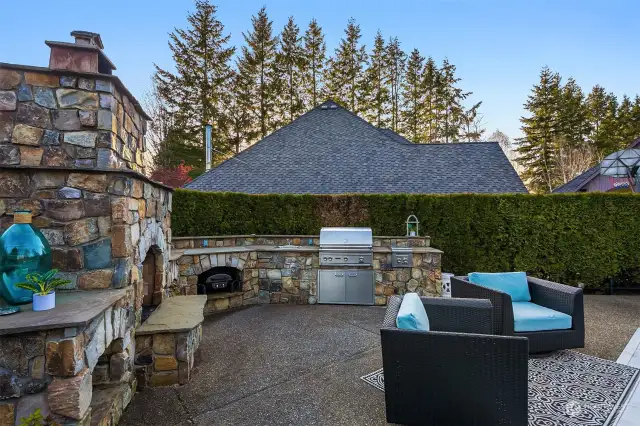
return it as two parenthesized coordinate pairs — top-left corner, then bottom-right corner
(120, 304), (388, 425)
(120, 295), (640, 426)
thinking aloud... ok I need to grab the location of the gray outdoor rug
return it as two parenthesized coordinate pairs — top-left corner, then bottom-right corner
(361, 350), (639, 426)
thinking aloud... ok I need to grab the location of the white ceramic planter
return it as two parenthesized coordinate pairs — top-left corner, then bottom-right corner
(32, 292), (55, 311)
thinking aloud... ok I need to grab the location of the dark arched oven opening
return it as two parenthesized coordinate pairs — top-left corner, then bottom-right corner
(198, 266), (242, 295)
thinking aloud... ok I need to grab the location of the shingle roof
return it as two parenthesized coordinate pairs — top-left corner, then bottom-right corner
(552, 136), (640, 193)
(552, 166), (600, 193)
(185, 100), (528, 194)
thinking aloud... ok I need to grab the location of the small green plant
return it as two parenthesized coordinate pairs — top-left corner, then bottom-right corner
(19, 409), (59, 426)
(15, 269), (71, 296)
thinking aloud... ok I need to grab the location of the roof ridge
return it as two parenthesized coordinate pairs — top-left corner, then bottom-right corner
(186, 102), (335, 188)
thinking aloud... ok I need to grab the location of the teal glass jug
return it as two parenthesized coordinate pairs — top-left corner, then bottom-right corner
(0, 210), (52, 305)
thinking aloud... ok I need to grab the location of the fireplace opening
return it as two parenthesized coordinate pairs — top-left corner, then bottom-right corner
(198, 266), (242, 295)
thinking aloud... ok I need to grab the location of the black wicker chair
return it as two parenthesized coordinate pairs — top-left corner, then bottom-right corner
(380, 296), (529, 426)
(451, 276), (584, 354)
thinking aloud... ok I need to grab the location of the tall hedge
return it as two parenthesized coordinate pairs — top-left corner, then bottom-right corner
(172, 189), (640, 289)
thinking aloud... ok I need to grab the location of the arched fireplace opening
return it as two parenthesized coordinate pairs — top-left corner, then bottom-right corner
(198, 266), (242, 295)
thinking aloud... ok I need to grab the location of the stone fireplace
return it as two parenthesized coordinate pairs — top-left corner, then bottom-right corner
(0, 31), (172, 425)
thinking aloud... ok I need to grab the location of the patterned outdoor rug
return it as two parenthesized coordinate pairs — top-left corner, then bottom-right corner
(361, 350), (639, 426)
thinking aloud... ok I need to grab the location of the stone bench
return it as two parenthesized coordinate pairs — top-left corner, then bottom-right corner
(134, 295), (206, 388)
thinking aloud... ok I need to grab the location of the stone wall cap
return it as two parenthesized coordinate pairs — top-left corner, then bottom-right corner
(0, 289), (127, 336)
(0, 165), (174, 191)
(0, 62), (149, 119)
(136, 295), (207, 335)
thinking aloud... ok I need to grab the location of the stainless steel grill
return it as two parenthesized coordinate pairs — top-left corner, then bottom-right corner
(318, 227), (374, 305)
(319, 227), (373, 266)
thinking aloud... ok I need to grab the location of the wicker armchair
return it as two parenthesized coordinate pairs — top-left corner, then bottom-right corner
(451, 276), (584, 353)
(380, 296), (529, 426)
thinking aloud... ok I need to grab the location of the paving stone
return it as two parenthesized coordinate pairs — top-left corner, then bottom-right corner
(154, 355), (177, 372)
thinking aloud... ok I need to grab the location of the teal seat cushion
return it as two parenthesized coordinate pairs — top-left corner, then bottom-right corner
(512, 302), (572, 332)
(468, 272), (531, 302)
(396, 293), (430, 331)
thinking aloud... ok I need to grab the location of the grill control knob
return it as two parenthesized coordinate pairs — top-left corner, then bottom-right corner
(328, 257), (332, 261)
(359, 256), (364, 262)
(344, 257), (348, 261)
(323, 257), (327, 261)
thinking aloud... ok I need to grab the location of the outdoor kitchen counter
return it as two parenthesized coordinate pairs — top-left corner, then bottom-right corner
(177, 245), (442, 256)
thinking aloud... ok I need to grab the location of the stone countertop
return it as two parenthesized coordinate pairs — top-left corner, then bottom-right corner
(136, 295), (207, 335)
(0, 289), (127, 336)
(179, 245), (443, 256)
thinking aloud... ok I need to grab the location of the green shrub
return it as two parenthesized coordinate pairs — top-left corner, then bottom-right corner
(172, 189), (640, 289)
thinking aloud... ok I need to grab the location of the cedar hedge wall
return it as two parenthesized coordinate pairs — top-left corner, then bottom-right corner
(172, 189), (640, 289)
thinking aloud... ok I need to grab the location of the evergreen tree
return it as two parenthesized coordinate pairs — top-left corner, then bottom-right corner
(325, 18), (368, 113)
(276, 16), (306, 122)
(386, 37), (406, 132)
(586, 85), (612, 159)
(616, 95), (640, 147)
(461, 102), (485, 142)
(593, 94), (620, 159)
(516, 66), (562, 192)
(421, 57), (440, 142)
(227, 71), (255, 153)
(362, 31), (390, 127)
(153, 0), (235, 173)
(302, 19), (326, 108)
(555, 77), (593, 183)
(439, 59), (469, 143)
(238, 7), (280, 139)
(399, 48), (425, 142)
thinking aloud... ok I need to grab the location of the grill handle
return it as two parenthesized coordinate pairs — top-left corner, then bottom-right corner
(347, 273), (358, 277)
(334, 273), (344, 277)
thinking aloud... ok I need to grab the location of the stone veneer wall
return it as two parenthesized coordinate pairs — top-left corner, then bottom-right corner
(0, 66), (148, 172)
(134, 325), (203, 389)
(0, 292), (136, 426)
(0, 168), (172, 313)
(169, 235), (442, 313)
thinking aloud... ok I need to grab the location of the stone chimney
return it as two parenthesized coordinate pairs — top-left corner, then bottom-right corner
(46, 30), (116, 75)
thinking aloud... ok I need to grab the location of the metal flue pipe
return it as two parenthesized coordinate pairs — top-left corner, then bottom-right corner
(204, 124), (212, 171)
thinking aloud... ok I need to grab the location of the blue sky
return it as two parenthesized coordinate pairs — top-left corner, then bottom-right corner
(1, 0), (638, 139)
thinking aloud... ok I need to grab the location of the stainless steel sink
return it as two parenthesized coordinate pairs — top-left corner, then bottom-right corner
(275, 244), (302, 249)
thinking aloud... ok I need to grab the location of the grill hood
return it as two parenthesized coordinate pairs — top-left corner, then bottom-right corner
(319, 227), (373, 249)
